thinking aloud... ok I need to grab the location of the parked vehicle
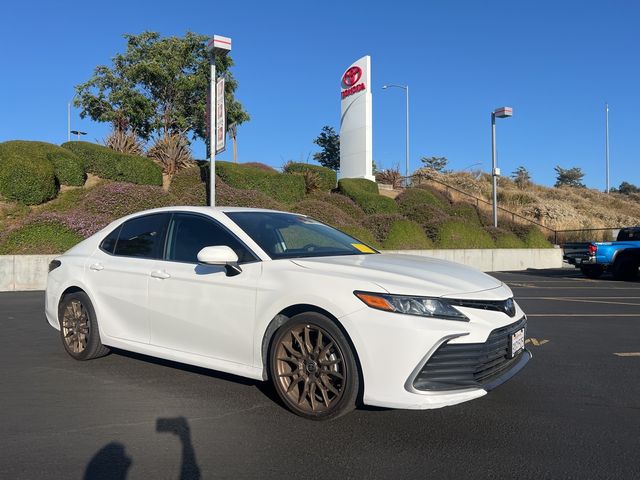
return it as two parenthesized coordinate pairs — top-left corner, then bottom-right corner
(46, 206), (530, 420)
(563, 227), (640, 280)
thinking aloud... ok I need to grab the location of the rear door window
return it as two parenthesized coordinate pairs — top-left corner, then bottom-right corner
(113, 214), (169, 259)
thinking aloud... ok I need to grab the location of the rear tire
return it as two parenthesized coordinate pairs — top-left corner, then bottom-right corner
(580, 265), (604, 279)
(612, 256), (639, 281)
(58, 292), (110, 360)
(268, 312), (359, 421)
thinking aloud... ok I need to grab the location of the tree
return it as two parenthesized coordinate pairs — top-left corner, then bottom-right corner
(74, 31), (249, 142)
(615, 181), (640, 195)
(554, 166), (586, 188)
(511, 166), (531, 189)
(312, 126), (340, 171)
(420, 156), (448, 172)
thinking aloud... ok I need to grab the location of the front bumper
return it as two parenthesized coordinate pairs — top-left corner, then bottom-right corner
(339, 304), (530, 410)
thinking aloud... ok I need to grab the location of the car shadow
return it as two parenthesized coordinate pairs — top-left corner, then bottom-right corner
(109, 348), (282, 404)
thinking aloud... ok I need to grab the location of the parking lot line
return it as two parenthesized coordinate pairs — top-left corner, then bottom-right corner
(516, 297), (640, 307)
(613, 352), (640, 357)
(527, 314), (640, 317)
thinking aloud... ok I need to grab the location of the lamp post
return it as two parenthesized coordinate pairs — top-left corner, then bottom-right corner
(70, 130), (87, 141)
(605, 102), (610, 193)
(206, 35), (232, 207)
(382, 84), (409, 186)
(491, 106), (513, 227)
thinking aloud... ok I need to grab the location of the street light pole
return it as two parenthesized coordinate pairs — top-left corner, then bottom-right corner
(605, 102), (610, 193)
(382, 84), (410, 186)
(67, 101), (71, 142)
(491, 107), (513, 228)
(206, 35), (232, 207)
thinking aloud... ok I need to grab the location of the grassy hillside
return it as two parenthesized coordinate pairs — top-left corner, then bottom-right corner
(418, 169), (640, 235)
(0, 146), (561, 253)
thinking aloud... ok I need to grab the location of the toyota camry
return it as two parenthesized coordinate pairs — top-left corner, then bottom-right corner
(45, 206), (531, 420)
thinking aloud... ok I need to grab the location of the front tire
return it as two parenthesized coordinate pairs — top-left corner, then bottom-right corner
(269, 312), (360, 420)
(58, 292), (110, 360)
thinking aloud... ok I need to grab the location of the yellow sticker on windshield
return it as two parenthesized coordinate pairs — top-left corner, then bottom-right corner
(352, 243), (375, 253)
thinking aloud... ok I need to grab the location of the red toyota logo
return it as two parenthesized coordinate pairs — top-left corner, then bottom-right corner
(342, 66), (362, 88)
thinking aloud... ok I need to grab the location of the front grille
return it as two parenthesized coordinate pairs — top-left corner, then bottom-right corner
(412, 316), (527, 391)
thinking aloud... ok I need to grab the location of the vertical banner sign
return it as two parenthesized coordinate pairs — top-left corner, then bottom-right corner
(215, 78), (226, 154)
(339, 56), (374, 181)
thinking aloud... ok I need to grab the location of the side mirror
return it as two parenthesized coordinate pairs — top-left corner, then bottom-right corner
(197, 246), (242, 276)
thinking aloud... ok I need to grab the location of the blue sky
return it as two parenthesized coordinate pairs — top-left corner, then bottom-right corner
(1, 0), (638, 189)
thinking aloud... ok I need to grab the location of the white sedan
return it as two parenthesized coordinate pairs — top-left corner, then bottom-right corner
(45, 206), (531, 420)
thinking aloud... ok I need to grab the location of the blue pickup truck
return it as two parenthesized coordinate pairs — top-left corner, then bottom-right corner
(563, 227), (640, 280)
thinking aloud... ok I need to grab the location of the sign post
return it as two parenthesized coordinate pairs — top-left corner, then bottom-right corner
(206, 35), (231, 207)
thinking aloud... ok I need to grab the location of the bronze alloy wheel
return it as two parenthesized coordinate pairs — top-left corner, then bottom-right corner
(62, 299), (90, 354)
(58, 291), (109, 360)
(270, 313), (359, 419)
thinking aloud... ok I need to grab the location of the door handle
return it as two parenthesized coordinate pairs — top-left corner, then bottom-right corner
(150, 270), (171, 280)
(89, 263), (104, 271)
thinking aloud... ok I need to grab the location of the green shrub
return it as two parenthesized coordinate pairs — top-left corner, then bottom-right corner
(216, 161), (305, 204)
(448, 203), (481, 224)
(436, 220), (495, 249)
(307, 192), (365, 219)
(338, 178), (398, 214)
(363, 214), (404, 242)
(396, 187), (448, 214)
(169, 165), (207, 205)
(283, 162), (337, 191)
(383, 220), (434, 250)
(521, 225), (553, 248)
(0, 221), (82, 254)
(486, 227), (526, 248)
(0, 141), (57, 204)
(339, 225), (380, 249)
(242, 162), (276, 172)
(402, 204), (452, 240)
(215, 177), (284, 210)
(293, 200), (356, 228)
(62, 141), (162, 185)
(47, 149), (85, 186)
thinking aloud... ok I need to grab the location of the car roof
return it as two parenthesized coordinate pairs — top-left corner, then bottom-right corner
(128, 205), (297, 217)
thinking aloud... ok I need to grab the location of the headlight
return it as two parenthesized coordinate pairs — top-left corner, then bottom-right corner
(354, 291), (469, 322)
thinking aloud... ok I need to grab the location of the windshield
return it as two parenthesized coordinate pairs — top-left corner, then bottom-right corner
(226, 211), (378, 259)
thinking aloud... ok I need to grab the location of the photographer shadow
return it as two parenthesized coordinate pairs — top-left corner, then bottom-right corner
(83, 416), (200, 480)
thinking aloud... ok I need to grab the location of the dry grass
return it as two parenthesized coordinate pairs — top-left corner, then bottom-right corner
(418, 170), (640, 231)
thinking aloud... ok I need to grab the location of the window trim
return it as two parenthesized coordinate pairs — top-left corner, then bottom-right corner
(160, 211), (260, 265)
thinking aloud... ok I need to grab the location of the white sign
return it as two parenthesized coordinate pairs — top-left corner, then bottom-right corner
(216, 78), (226, 154)
(208, 35), (232, 53)
(340, 56), (374, 181)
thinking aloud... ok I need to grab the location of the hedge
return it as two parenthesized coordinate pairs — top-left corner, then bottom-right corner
(448, 203), (481, 225)
(169, 165), (207, 206)
(383, 220), (434, 250)
(401, 204), (452, 240)
(307, 192), (365, 220)
(215, 176), (284, 210)
(338, 178), (398, 214)
(436, 220), (495, 249)
(339, 225), (380, 249)
(83, 182), (171, 218)
(486, 227), (526, 248)
(293, 199), (356, 228)
(0, 221), (83, 254)
(62, 141), (162, 185)
(396, 187), (448, 214)
(362, 214), (404, 243)
(283, 162), (337, 191)
(215, 161), (305, 204)
(47, 149), (85, 186)
(0, 141), (57, 204)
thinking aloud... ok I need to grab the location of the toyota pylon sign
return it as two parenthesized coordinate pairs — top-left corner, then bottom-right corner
(340, 56), (374, 181)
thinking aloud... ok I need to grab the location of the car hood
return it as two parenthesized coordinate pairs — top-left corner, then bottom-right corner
(290, 253), (509, 298)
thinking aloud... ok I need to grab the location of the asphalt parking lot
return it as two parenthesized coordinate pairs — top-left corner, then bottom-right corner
(1, 268), (639, 479)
